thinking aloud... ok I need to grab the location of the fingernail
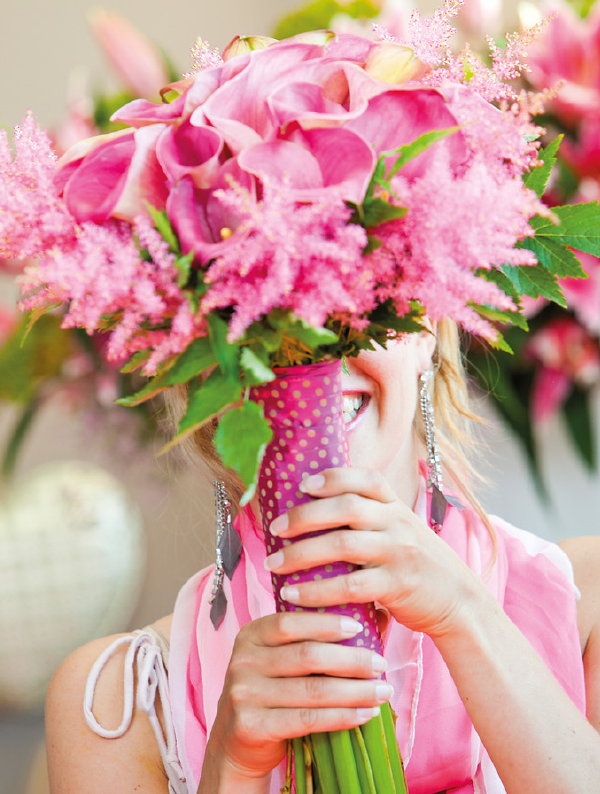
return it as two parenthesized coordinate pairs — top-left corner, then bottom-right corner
(375, 683), (394, 703)
(372, 654), (388, 674)
(299, 474), (325, 493)
(270, 514), (288, 536)
(340, 617), (363, 636)
(357, 706), (380, 723)
(264, 551), (285, 571)
(280, 585), (300, 603)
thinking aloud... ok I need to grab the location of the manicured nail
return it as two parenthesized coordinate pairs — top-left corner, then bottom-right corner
(299, 474), (325, 493)
(375, 683), (394, 703)
(270, 514), (288, 536)
(264, 551), (285, 571)
(280, 585), (300, 603)
(340, 617), (363, 636)
(356, 706), (380, 723)
(371, 654), (388, 674)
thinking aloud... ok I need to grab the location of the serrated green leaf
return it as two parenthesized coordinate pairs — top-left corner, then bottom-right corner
(175, 251), (195, 288)
(242, 322), (283, 352)
(145, 204), (180, 253)
(472, 304), (528, 332)
(208, 313), (241, 381)
(525, 135), (563, 198)
(530, 202), (600, 257)
(518, 236), (586, 279)
(117, 337), (216, 406)
(120, 349), (152, 374)
(363, 235), (383, 255)
(362, 198), (408, 228)
(215, 401), (273, 505)
(475, 268), (521, 304)
(562, 386), (596, 470)
(382, 126), (461, 179)
(501, 263), (567, 306)
(269, 312), (339, 349)
(161, 370), (243, 452)
(241, 346), (276, 386)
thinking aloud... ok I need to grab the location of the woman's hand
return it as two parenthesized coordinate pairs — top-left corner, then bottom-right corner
(265, 467), (484, 639)
(204, 611), (391, 783)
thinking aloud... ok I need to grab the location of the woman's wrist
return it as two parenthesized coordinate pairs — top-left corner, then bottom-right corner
(197, 736), (271, 794)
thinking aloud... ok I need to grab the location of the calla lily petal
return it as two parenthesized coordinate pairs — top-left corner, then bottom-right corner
(111, 95), (186, 127)
(156, 121), (223, 188)
(238, 140), (323, 189)
(62, 132), (136, 223)
(113, 125), (169, 220)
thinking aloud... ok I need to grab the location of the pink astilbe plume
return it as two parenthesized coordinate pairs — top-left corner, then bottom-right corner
(0, 114), (76, 259)
(20, 217), (199, 374)
(201, 181), (370, 341)
(369, 146), (539, 338)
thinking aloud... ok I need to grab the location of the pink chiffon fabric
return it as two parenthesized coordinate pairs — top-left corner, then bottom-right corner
(168, 472), (586, 794)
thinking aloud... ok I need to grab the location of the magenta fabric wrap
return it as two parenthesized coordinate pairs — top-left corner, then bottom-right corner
(250, 359), (382, 655)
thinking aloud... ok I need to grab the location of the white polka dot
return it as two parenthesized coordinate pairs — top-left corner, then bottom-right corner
(299, 439), (308, 447)
(286, 500), (294, 509)
(310, 461), (319, 469)
(293, 390), (301, 398)
(284, 482), (292, 490)
(275, 491), (282, 499)
(312, 409), (321, 418)
(320, 399), (327, 407)
(332, 457), (339, 465)
(318, 450), (326, 458)
(267, 480), (273, 488)
(281, 472), (288, 480)
(276, 452), (283, 461)
(324, 377), (331, 385)
(299, 400), (307, 409)
(266, 511), (273, 520)
(316, 388), (323, 396)
(287, 463), (296, 472)
(302, 380), (310, 388)
(296, 453), (305, 462)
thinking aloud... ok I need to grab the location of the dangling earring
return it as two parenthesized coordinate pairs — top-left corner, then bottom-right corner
(419, 370), (451, 533)
(209, 481), (242, 629)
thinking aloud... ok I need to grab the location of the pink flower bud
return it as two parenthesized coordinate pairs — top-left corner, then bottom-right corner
(365, 42), (429, 85)
(290, 30), (336, 45)
(222, 35), (277, 61)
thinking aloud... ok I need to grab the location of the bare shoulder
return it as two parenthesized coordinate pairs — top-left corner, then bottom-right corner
(559, 536), (600, 730)
(46, 621), (172, 794)
(559, 536), (600, 649)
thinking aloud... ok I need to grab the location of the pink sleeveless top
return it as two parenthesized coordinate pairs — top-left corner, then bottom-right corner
(167, 479), (586, 794)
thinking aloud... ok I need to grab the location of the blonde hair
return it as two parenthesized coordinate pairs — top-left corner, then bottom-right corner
(163, 320), (494, 538)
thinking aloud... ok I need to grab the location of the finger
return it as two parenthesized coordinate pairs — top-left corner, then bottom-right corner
(236, 675), (394, 711)
(256, 639), (388, 680)
(240, 705), (383, 743)
(247, 611), (365, 646)
(299, 467), (398, 503)
(265, 530), (391, 573)
(269, 492), (393, 538)
(279, 568), (389, 610)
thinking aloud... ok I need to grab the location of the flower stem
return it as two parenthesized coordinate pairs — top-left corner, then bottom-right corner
(380, 702), (408, 793)
(361, 713), (397, 793)
(329, 729), (362, 794)
(350, 726), (377, 793)
(309, 732), (340, 793)
(293, 737), (308, 794)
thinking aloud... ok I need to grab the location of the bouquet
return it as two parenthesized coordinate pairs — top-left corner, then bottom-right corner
(2, 1), (599, 790)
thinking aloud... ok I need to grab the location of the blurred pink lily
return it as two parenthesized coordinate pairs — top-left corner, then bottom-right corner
(89, 9), (169, 99)
(527, 0), (600, 124)
(562, 251), (600, 336)
(525, 316), (600, 422)
(0, 306), (17, 344)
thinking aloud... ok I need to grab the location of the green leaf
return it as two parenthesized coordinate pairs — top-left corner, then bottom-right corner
(382, 126), (461, 180)
(501, 263), (567, 306)
(208, 313), (241, 381)
(214, 401), (273, 505)
(518, 236), (586, 279)
(120, 349), (152, 374)
(145, 204), (180, 253)
(162, 369), (243, 451)
(562, 386), (596, 470)
(524, 135), (563, 198)
(175, 251), (195, 288)
(269, 312), (339, 349)
(530, 202), (600, 257)
(272, 0), (379, 39)
(363, 235), (383, 255)
(362, 197), (408, 228)
(117, 337), (216, 406)
(240, 346), (276, 386)
(475, 268), (521, 304)
(472, 303), (528, 332)
(0, 314), (72, 402)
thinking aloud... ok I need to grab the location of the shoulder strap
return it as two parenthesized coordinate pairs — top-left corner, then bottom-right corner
(83, 630), (187, 794)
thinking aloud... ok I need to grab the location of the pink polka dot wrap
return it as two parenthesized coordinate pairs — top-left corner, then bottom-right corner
(250, 359), (382, 654)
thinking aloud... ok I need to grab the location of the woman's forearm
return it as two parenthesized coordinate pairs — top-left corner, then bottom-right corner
(434, 586), (600, 794)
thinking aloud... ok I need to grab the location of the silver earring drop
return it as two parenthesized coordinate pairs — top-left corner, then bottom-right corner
(209, 481), (242, 629)
(419, 370), (450, 533)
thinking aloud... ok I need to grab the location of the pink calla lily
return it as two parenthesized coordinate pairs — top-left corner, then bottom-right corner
(156, 121), (223, 188)
(113, 125), (169, 220)
(89, 9), (169, 99)
(111, 95), (187, 128)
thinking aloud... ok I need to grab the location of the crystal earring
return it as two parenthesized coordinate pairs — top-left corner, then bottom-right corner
(209, 481), (242, 629)
(419, 370), (451, 533)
